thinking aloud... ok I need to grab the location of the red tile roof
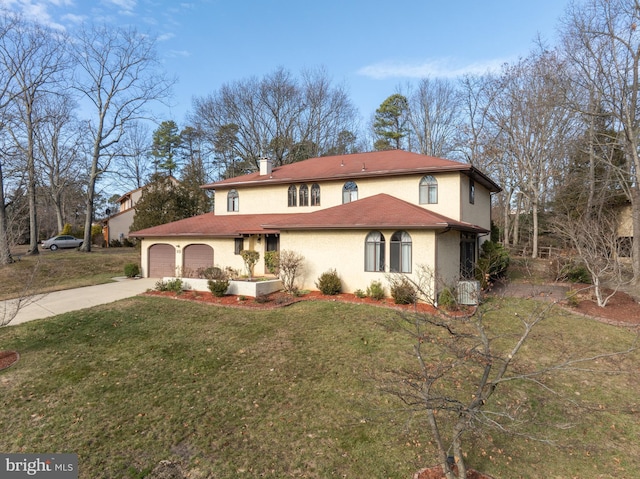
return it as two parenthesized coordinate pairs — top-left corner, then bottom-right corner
(130, 194), (488, 238)
(203, 150), (501, 193)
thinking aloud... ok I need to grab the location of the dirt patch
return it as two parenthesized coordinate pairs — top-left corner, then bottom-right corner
(414, 465), (495, 479)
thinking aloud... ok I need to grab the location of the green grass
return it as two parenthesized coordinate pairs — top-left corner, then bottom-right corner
(0, 248), (140, 300)
(1, 296), (639, 478)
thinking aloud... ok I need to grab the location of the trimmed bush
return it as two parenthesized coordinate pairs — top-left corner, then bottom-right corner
(124, 263), (140, 278)
(389, 277), (417, 304)
(438, 287), (456, 310)
(366, 280), (385, 300)
(264, 251), (279, 274)
(475, 240), (510, 288)
(208, 279), (230, 297)
(315, 269), (342, 295)
(155, 278), (183, 294)
(354, 289), (366, 298)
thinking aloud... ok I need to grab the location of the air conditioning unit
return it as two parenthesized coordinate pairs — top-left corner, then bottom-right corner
(457, 280), (481, 305)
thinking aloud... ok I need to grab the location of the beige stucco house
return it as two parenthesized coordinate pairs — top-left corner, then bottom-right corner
(103, 177), (179, 245)
(130, 150), (501, 301)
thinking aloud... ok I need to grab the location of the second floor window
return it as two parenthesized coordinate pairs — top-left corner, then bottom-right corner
(311, 183), (321, 206)
(299, 184), (309, 206)
(469, 178), (475, 204)
(227, 189), (239, 212)
(342, 181), (358, 204)
(288, 185), (297, 207)
(419, 175), (438, 204)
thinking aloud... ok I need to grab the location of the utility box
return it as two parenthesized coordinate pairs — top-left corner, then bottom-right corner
(457, 280), (481, 305)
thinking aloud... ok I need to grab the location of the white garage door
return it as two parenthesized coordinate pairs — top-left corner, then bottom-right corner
(148, 244), (176, 277)
(183, 244), (214, 277)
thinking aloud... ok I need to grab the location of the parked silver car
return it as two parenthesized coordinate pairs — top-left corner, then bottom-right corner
(42, 235), (83, 251)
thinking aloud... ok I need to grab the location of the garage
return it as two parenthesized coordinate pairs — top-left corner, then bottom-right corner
(148, 243), (176, 277)
(183, 244), (214, 277)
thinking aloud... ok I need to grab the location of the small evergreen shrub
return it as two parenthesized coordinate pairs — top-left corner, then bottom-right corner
(475, 240), (510, 288)
(123, 237), (135, 247)
(366, 280), (385, 300)
(124, 263), (140, 278)
(561, 261), (591, 284)
(438, 287), (456, 310)
(315, 269), (342, 295)
(354, 289), (366, 298)
(390, 277), (417, 304)
(110, 239), (122, 248)
(208, 279), (230, 297)
(199, 266), (226, 280)
(264, 251), (279, 274)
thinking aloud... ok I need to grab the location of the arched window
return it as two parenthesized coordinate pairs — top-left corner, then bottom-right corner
(419, 175), (438, 204)
(299, 184), (309, 206)
(390, 231), (412, 273)
(365, 231), (385, 272)
(342, 181), (358, 204)
(227, 189), (239, 212)
(311, 183), (321, 206)
(288, 185), (297, 207)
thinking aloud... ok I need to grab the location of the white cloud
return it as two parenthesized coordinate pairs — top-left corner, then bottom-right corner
(0, 0), (67, 30)
(167, 49), (190, 58)
(157, 31), (175, 42)
(357, 58), (507, 80)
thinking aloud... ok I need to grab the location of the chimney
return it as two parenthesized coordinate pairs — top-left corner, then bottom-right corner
(259, 156), (272, 176)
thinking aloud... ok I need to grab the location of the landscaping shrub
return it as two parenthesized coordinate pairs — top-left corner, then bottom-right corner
(208, 279), (230, 297)
(354, 289), (366, 298)
(110, 239), (122, 248)
(315, 269), (342, 295)
(240, 250), (260, 279)
(199, 266), (226, 280)
(561, 260), (591, 284)
(389, 276), (417, 304)
(438, 287), (456, 310)
(264, 251), (279, 274)
(366, 280), (385, 300)
(155, 278), (183, 294)
(123, 263), (140, 278)
(475, 240), (510, 288)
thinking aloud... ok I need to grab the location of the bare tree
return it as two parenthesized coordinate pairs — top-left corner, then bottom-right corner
(191, 66), (359, 173)
(404, 77), (463, 158)
(70, 24), (173, 252)
(35, 92), (82, 233)
(485, 49), (575, 257)
(385, 296), (637, 479)
(111, 121), (153, 191)
(1, 18), (67, 255)
(560, 0), (640, 282)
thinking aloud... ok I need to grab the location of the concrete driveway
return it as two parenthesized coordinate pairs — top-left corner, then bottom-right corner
(2, 277), (158, 326)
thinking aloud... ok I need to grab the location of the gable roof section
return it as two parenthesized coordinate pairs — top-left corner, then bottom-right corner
(261, 194), (489, 233)
(203, 150), (501, 193)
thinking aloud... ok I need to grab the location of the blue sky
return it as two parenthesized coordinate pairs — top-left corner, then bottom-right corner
(0, 0), (571, 128)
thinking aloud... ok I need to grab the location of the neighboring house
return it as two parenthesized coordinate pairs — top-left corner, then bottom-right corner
(102, 176), (179, 245)
(130, 150), (501, 301)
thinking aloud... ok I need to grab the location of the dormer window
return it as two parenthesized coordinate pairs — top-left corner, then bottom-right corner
(288, 185), (297, 207)
(227, 189), (239, 212)
(342, 181), (358, 204)
(419, 175), (438, 204)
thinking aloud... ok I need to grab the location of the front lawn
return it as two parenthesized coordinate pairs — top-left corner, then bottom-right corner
(0, 297), (638, 478)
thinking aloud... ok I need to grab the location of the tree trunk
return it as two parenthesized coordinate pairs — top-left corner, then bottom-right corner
(0, 163), (14, 265)
(531, 197), (539, 259)
(26, 108), (39, 256)
(632, 187), (640, 284)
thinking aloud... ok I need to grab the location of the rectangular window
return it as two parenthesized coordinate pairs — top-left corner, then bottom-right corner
(469, 179), (475, 204)
(234, 238), (244, 255)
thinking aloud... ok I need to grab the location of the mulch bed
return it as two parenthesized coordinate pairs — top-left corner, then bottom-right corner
(0, 350), (19, 371)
